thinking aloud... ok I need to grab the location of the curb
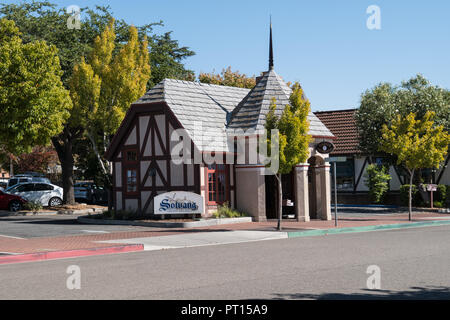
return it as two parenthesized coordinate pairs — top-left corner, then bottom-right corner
(287, 219), (450, 238)
(0, 207), (107, 217)
(0, 244), (144, 265)
(77, 215), (253, 228)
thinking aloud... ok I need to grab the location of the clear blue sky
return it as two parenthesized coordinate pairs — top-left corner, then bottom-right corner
(5, 0), (450, 111)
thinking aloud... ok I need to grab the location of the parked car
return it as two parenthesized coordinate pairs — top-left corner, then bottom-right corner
(74, 182), (107, 204)
(7, 174), (51, 189)
(0, 189), (27, 212)
(6, 182), (63, 207)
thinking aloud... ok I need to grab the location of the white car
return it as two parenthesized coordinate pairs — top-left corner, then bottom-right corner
(6, 182), (63, 207)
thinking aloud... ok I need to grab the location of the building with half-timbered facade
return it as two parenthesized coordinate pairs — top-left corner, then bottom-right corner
(105, 26), (336, 221)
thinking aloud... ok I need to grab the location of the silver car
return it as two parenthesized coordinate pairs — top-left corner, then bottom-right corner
(7, 182), (63, 207)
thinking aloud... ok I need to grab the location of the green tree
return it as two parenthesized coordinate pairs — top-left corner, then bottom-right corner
(1, 2), (193, 203)
(355, 74), (450, 156)
(380, 111), (450, 220)
(364, 164), (391, 204)
(199, 66), (256, 89)
(265, 83), (312, 230)
(0, 18), (71, 155)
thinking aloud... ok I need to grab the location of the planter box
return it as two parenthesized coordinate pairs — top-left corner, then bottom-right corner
(78, 215), (253, 228)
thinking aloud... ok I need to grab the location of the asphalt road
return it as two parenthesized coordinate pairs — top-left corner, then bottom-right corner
(0, 215), (148, 238)
(1, 225), (450, 299)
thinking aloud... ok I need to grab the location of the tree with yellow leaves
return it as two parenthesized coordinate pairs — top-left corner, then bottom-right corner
(69, 19), (150, 206)
(199, 66), (256, 89)
(380, 111), (450, 220)
(265, 83), (312, 230)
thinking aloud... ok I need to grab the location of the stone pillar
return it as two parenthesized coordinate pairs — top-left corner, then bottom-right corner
(316, 164), (332, 221)
(294, 163), (310, 222)
(235, 165), (266, 222)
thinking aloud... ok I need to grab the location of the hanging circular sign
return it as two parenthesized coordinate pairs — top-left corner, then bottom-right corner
(316, 141), (335, 154)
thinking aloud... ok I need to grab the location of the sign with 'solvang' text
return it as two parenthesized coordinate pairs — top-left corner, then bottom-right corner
(154, 192), (204, 215)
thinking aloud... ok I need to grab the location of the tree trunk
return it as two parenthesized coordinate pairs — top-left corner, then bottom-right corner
(53, 140), (75, 204)
(52, 129), (79, 205)
(275, 173), (282, 231)
(408, 169), (415, 221)
(87, 131), (113, 211)
(9, 157), (13, 177)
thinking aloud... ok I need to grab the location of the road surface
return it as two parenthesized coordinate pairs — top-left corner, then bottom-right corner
(0, 225), (449, 299)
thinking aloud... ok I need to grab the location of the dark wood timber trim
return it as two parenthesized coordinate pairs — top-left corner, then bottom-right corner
(354, 156), (369, 192)
(437, 153), (450, 184)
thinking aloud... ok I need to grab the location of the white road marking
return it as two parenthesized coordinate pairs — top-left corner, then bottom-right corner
(97, 230), (288, 251)
(81, 230), (109, 234)
(0, 234), (26, 240)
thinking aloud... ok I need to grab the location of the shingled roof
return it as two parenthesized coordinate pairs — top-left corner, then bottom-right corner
(132, 73), (334, 152)
(227, 69), (334, 138)
(135, 79), (250, 152)
(314, 109), (360, 155)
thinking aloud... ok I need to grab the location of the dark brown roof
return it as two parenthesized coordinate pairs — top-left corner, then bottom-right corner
(314, 109), (360, 155)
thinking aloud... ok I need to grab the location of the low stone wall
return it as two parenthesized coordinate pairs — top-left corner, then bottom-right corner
(78, 215), (253, 228)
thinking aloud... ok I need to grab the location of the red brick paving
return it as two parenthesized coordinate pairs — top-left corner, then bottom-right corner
(0, 212), (448, 255)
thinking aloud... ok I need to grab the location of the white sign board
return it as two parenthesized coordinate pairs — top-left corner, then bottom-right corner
(154, 191), (204, 215)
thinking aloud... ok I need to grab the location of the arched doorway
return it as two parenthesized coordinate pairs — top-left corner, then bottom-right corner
(265, 171), (295, 220)
(308, 156), (324, 219)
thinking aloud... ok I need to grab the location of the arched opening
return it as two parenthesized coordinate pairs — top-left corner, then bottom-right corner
(265, 171), (295, 220)
(308, 156), (324, 219)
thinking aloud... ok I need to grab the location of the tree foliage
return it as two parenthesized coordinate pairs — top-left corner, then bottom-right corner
(199, 67), (256, 89)
(379, 111), (450, 219)
(0, 18), (72, 155)
(364, 164), (391, 204)
(70, 19), (151, 177)
(13, 146), (58, 174)
(0, 1), (194, 88)
(265, 83), (312, 229)
(355, 74), (450, 155)
(266, 83), (312, 174)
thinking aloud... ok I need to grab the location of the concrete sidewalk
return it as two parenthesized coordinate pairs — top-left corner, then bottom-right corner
(0, 211), (449, 264)
(98, 230), (288, 251)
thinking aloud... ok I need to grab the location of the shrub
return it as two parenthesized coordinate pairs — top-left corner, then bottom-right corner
(443, 185), (450, 207)
(400, 184), (420, 206)
(24, 200), (43, 213)
(436, 184), (447, 202)
(112, 210), (139, 220)
(433, 201), (444, 208)
(364, 164), (391, 204)
(213, 202), (247, 218)
(101, 210), (113, 219)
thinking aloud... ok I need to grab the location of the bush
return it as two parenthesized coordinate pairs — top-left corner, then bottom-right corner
(24, 200), (43, 213)
(433, 201), (444, 208)
(213, 202), (247, 218)
(100, 210), (138, 220)
(364, 164), (391, 204)
(436, 184), (447, 202)
(400, 184), (420, 206)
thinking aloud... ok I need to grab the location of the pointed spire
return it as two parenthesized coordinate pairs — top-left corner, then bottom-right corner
(269, 16), (274, 70)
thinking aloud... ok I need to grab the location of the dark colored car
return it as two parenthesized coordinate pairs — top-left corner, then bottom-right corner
(74, 182), (107, 204)
(0, 189), (27, 212)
